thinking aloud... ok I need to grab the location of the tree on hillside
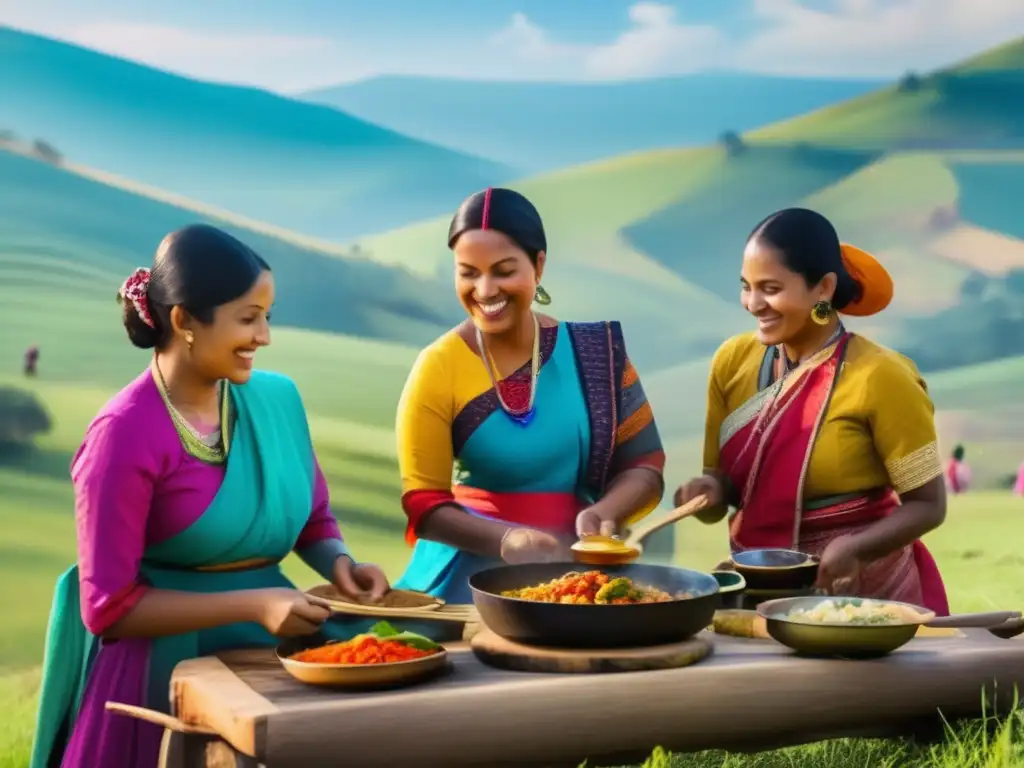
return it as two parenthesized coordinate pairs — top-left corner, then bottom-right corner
(0, 387), (52, 457)
(32, 139), (63, 164)
(719, 130), (746, 157)
(959, 270), (991, 300)
(898, 269), (1024, 371)
(928, 203), (959, 232)
(898, 71), (923, 93)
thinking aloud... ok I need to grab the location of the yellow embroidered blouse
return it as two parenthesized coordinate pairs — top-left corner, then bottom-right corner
(703, 332), (943, 498)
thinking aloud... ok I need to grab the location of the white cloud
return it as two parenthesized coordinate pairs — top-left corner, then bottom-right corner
(1, 16), (342, 91)
(491, 3), (724, 80)
(2, 1), (1022, 90)
(493, 0), (1024, 81)
(738, 0), (1024, 76)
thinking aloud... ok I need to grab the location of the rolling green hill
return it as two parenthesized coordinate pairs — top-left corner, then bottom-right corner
(748, 37), (1024, 150)
(348, 36), (1024, 485)
(0, 146), (463, 378)
(302, 73), (883, 173)
(0, 26), (509, 240)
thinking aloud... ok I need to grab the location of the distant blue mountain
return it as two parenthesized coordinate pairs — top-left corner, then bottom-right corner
(0, 27), (510, 239)
(303, 74), (886, 172)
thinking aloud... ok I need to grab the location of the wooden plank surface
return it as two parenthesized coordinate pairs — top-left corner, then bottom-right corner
(172, 629), (1024, 767)
(171, 655), (278, 758)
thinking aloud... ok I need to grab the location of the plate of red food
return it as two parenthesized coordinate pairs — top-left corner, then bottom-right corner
(277, 621), (450, 688)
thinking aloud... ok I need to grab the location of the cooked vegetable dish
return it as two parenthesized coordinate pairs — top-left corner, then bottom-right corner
(785, 599), (904, 625)
(289, 621), (441, 664)
(501, 570), (688, 604)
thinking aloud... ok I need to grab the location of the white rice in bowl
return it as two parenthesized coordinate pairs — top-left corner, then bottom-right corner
(784, 598), (905, 625)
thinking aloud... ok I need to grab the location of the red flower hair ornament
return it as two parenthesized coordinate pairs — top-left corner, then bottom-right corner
(119, 267), (154, 328)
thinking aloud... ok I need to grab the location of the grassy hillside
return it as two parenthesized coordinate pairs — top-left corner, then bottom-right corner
(302, 73), (883, 173)
(359, 147), (754, 368)
(0, 147), (464, 380)
(0, 26), (509, 240)
(748, 38), (1024, 149)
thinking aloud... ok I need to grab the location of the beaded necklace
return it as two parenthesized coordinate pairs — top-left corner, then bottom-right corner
(153, 362), (232, 465)
(476, 312), (540, 427)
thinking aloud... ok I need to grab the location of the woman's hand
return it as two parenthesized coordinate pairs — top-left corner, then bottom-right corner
(332, 555), (390, 604)
(815, 535), (862, 595)
(500, 528), (569, 564)
(253, 588), (331, 637)
(575, 506), (617, 538)
(673, 474), (724, 508)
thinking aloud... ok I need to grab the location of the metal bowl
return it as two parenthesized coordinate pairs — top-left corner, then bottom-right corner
(756, 595), (929, 658)
(731, 548), (820, 591)
(711, 570), (746, 609)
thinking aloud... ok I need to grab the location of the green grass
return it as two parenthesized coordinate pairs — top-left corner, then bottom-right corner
(2, 489), (1023, 767)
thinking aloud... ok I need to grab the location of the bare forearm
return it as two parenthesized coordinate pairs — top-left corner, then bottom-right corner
(600, 468), (664, 525)
(851, 502), (945, 562)
(104, 588), (262, 639)
(416, 505), (508, 559)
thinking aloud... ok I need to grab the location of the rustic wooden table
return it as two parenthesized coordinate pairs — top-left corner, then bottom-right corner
(163, 629), (1024, 768)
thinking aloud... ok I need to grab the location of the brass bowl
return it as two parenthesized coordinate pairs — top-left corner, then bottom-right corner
(277, 635), (450, 688)
(756, 596), (930, 658)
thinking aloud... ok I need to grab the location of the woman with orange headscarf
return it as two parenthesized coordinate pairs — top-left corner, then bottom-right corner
(673, 208), (949, 615)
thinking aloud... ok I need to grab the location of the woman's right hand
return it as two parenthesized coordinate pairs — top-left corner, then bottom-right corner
(252, 588), (331, 637)
(500, 528), (568, 564)
(673, 474), (724, 508)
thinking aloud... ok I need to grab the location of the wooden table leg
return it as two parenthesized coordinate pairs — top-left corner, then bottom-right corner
(159, 729), (262, 768)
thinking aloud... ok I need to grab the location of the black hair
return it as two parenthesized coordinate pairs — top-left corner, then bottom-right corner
(121, 224), (270, 350)
(952, 444), (965, 461)
(747, 208), (861, 310)
(447, 187), (547, 264)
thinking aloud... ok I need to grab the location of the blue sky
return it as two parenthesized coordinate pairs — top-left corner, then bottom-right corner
(1, 0), (1022, 92)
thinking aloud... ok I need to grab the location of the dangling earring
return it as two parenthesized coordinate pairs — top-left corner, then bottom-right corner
(811, 300), (832, 325)
(534, 285), (552, 306)
(185, 331), (194, 351)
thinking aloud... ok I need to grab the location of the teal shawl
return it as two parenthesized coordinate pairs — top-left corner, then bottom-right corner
(31, 371), (316, 768)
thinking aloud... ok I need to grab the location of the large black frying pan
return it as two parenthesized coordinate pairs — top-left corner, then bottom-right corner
(469, 562), (730, 648)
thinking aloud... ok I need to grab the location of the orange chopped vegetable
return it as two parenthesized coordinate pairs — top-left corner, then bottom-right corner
(290, 636), (439, 665)
(501, 570), (686, 604)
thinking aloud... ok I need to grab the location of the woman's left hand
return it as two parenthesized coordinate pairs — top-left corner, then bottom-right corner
(575, 505), (618, 538)
(815, 535), (862, 594)
(332, 556), (390, 603)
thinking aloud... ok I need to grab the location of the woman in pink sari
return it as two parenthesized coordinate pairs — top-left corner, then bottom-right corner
(674, 208), (949, 614)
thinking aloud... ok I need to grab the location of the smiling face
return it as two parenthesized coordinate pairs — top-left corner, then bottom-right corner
(453, 229), (544, 336)
(740, 239), (835, 347)
(178, 270), (275, 384)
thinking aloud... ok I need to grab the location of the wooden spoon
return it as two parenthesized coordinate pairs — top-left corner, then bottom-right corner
(322, 599), (478, 623)
(571, 495), (710, 565)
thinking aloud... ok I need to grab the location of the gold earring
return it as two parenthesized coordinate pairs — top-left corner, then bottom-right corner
(534, 285), (552, 306)
(811, 300), (832, 325)
(185, 331), (194, 350)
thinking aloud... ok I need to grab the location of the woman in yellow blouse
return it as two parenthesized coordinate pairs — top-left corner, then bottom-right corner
(393, 187), (665, 603)
(674, 207), (949, 614)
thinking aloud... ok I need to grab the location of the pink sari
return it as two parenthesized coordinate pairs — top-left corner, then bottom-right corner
(718, 334), (949, 615)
